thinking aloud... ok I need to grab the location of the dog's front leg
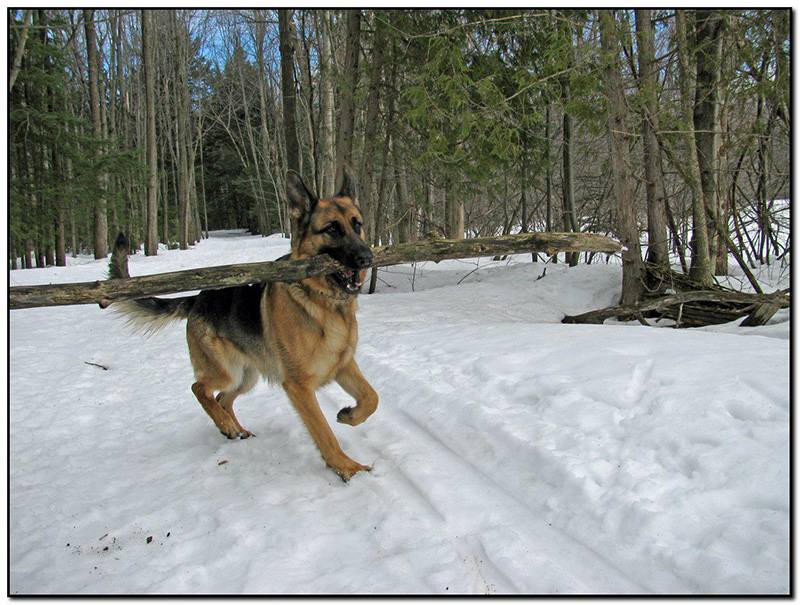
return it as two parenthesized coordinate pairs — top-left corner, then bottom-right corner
(282, 380), (371, 481)
(335, 359), (379, 427)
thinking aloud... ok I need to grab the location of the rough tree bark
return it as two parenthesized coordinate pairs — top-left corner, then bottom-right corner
(635, 9), (669, 271)
(84, 9), (108, 259)
(562, 289), (788, 327)
(279, 10), (301, 174)
(693, 10), (726, 274)
(9, 9), (33, 93)
(316, 10), (336, 196)
(560, 19), (579, 266)
(599, 10), (646, 305)
(142, 9), (158, 256)
(335, 9), (361, 191)
(357, 14), (386, 233)
(676, 10), (713, 286)
(172, 10), (191, 250)
(10, 232), (622, 310)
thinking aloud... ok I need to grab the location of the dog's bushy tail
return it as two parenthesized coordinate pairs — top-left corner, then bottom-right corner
(108, 232), (195, 335)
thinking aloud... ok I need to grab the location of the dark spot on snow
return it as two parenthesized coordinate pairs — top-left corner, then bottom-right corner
(146, 536), (153, 544)
(166, 532), (171, 538)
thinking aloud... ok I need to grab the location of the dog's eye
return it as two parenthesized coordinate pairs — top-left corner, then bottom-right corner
(325, 223), (341, 236)
(352, 219), (362, 233)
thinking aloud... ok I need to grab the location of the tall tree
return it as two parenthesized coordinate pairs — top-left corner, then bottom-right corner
(693, 10), (726, 275)
(559, 16), (579, 266)
(335, 9), (361, 191)
(142, 10), (158, 256)
(171, 10), (191, 250)
(675, 10), (713, 285)
(278, 10), (301, 175)
(599, 10), (646, 304)
(357, 13), (386, 237)
(84, 9), (108, 259)
(635, 9), (669, 271)
(8, 9), (32, 93)
(316, 11), (336, 196)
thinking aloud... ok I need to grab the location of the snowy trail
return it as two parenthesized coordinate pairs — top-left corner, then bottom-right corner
(352, 320), (788, 593)
(9, 231), (789, 594)
(346, 351), (648, 593)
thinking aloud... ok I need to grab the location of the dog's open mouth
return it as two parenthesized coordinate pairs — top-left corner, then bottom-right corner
(330, 268), (363, 294)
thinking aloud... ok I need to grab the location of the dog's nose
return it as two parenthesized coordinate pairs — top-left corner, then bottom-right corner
(354, 249), (373, 270)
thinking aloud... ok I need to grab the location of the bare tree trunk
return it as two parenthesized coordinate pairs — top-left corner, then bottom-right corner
(394, 145), (414, 243)
(335, 9), (361, 190)
(279, 10), (301, 175)
(161, 151), (169, 245)
(84, 9), (108, 259)
(635, 9), (669, 270)
(520, 129), (528, 236)
(317, 10), (336, 197)
(42, 9), (66, 267)
(562, 108), (578, 265)
(716, 82), (730, 275)
(293, 11), (317, 188)
(367, 124), (393, 294)
(600, 10), (646, 305)
(52, 137), (66, 266)
(676, 10), (712, 285)
(142, 10), (158, 256)
(560, 20), (579, 266)
(545, 102), (553, 233)
(254, 9), (281, 230)
(9, 9), (33, 93)
(171, 11), (189, 250)
(358, 15), (386, 233)
(693, 10), (726, 273)
(442, 182), (464, 240)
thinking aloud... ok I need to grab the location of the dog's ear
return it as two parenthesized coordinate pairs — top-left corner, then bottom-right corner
(286, 170), (316, 220)
(336, 166), (358, 205)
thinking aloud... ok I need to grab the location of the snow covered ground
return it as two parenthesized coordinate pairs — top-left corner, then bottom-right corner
(8, 230), (789, 594)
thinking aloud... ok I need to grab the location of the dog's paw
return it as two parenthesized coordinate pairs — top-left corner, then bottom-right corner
(220, 428), (256, 440)
(330, 460), (371, 482)
(337, 407), (356, 425)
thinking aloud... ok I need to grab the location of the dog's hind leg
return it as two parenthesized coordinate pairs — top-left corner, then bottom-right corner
(188, 327), (249, 440)
(335, 359), (379, 427)
(215, 366), (258, 439)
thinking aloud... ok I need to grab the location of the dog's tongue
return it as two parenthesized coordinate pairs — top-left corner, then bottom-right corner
(338, 268), (362, 292)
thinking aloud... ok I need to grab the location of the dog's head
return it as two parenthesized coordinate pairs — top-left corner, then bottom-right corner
(286, 168), (373, 297)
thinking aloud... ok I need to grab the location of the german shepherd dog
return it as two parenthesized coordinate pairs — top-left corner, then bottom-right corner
(110, 169), (377, 481)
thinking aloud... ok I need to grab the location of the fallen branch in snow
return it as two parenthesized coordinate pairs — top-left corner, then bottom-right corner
(9, 231), (621, 310)
(84, 361), (109, 370)
(562, 288), (789, 327)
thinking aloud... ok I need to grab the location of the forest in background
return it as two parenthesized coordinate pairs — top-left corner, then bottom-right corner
(7, 9), (790, 296)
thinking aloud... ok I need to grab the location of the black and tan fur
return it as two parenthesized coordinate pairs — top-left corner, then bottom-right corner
(111, 169), (377, 481)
